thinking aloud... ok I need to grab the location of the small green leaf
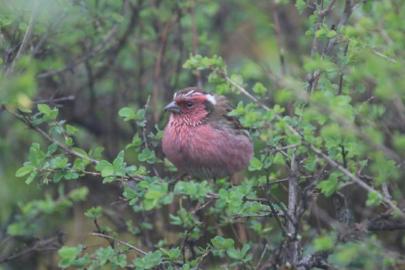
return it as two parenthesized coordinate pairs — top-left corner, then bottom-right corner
(16, 164), (35, 177)
(49, 156), (69, 169)
(211, 236), (235, 250)
(58, 245), (83, 268)
(113, 151), (126, 173)
(25, 171), (38, 184)
(133, 251), (162, 270)
(96, 160), (114, 177)
(295, 0), (306, 13)
(68, 187), (89, 201)
(85, 206), (103, 219)
(143, 182), (169, 210)
(366, 191), (382, 206)
(318, 172), (340, 197)
(138, 148), (156, 164)
(252, 82), (267, 95)
(38, 103), (58, 120)
(119, 107), (137, 121)
(66, 124), (79, 135)
(248, 157), (263, 171)
(314, 235), (335, 251)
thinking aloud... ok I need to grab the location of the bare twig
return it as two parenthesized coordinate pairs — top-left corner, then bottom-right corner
(90, 232), (147, 255)
(34, 95), (75, 104)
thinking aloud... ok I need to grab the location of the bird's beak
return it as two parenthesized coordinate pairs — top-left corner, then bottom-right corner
(164, 101), (180, 113)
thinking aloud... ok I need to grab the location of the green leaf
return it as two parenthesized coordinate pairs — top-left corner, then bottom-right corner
(126, 134), (143, 149)
(84, 206), (103, 219)
(252, 82), (267, 95)
(226, 244), (251, 261)
(58, 245), (83, 268)
(248, 157), (263, 171)
(211, 236), (235, 250)
(113, 151), (126, 174)
(119, 107), (137, 121)
(317, 172), (340, 197)
(15, 164), (35, 177)
(96, 160), (114, 177)
(133, 251), (162, 270)
(38, 103), (58, 120)
(366, 191), (382, 206)
(65, 124), (79, 135)
(7, 222), (27, 236)
(314, 234), (335, 251)
(138, 148), (156, 164)
(95, 246), (115, 266)
(111, 254), (127, 268)
(143, 182), (168, 210)
(28, 143), (46, 167)
(160, 247), (181, 261)
(295, 0), (306, 13)
(25, 171), (38, 184)
(174, 181), (211, 200)
(49, 156), (69, 169)
(68, 187), (89, 201)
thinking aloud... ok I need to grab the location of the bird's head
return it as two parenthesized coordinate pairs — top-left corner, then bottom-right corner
(164, 87), (216, 126)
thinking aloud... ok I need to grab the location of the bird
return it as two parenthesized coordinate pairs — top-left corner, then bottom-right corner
(162, 87), (253, 179)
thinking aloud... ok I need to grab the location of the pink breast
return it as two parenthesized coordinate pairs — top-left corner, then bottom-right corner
(162, 122), (253, 178)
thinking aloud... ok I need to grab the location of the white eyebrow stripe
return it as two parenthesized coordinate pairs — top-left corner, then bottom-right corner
(205, 94), (216, 105)
(184, 90), (195, 97)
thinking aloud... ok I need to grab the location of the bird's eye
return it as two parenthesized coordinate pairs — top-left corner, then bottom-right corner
(185, 101), (193, 108)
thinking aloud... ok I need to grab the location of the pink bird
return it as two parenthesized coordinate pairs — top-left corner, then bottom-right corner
(162, 87), (253, 179)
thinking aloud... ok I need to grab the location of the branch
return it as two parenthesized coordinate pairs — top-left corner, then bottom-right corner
(90, 232), (147, 255)
(34, 95), (75, 104)
(367, 214), (405, 231)
(0, 235), (62, 263)
(286, 154), (300, 265)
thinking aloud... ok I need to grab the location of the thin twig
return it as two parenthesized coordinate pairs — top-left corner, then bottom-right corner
(34, 95), (75, 104)
(90, 232), (147, 255)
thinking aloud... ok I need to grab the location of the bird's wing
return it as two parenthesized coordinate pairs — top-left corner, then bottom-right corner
(211, 95), (250, 137)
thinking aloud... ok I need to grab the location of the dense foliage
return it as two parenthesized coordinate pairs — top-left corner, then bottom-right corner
(1, 0), (405, 269)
